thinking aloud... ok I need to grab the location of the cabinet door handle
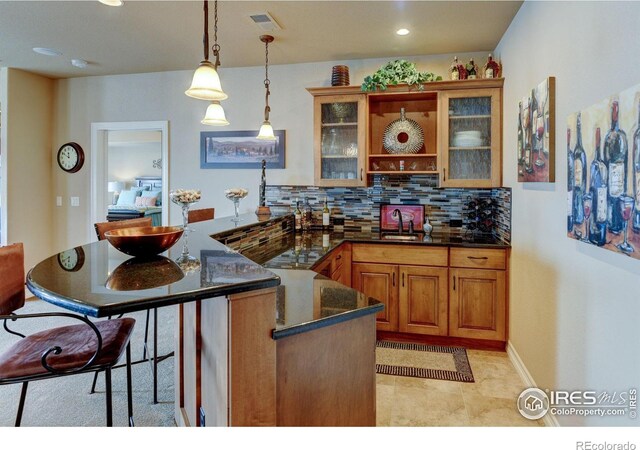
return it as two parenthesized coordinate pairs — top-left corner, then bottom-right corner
(402, 272), (405, 287)
(392, 272), (396, 287)
(360, 168), (363, 181)
(467, 256), (489, 260)
(336, 254), (342, 260)
(453, 275), (456, 290)
(443, 168), (446, 181)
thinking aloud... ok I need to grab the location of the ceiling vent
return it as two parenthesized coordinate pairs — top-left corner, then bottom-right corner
(249, 12), (281, 32)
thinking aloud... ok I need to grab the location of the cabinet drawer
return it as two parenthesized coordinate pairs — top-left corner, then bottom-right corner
(449, 248), (506, 270)
(352, 244), (448, 267)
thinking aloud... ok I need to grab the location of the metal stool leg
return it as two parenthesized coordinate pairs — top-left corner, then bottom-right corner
(90, 371), (100, 394)
(126, 343), (134, 427)
(143, 310), (150, 360)
(105, 368), (113, 427)
(15, 381), (28, 427)
(153, 307), (158, 404)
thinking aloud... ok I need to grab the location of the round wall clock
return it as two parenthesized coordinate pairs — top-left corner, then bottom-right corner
(57, 247), (86, 272)
(57, 142), (85, 173)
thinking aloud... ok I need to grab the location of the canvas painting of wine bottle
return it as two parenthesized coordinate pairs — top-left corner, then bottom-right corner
(567, 82), (640, 260)
(517, 77), (556, 182)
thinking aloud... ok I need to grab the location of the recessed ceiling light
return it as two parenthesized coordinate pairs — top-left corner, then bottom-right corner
(71, 59), (88, 69)
(99, 0), (123, 6)
(396, 28), (410, 36)
(33, 47), (62, 56)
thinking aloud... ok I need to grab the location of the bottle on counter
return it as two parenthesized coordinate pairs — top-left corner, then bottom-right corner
(589, 127), (607, 246)
(294, 199), (302, 231)
(322, 197), (331, 229)
(303, 198), (313, 231)
(604, 101), (628, 234)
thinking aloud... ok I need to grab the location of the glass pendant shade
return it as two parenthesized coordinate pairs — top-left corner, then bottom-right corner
(256, 121), (276, 140)
(185, 61), (228, 101)
(201, 101), (229, 126)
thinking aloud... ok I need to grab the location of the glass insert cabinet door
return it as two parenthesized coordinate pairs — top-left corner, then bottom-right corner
(439, 89), (502, 188)
(314, 94), (367, 187)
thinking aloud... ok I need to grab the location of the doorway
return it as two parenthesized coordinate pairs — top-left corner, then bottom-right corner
(90, 121), (169, 240)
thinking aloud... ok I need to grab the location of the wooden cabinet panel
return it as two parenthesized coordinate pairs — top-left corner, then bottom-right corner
(399, 266), (448, 336)
(352, 244), (448, 267)
(449, 268), (505, 340)
(352, 263), (398, 331)
(450, 248), (506, 270)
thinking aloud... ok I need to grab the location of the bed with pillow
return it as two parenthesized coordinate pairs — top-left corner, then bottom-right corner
(106, 176), (163, 226)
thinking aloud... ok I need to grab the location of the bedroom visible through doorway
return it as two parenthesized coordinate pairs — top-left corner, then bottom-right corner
(90, 121), (169, 242)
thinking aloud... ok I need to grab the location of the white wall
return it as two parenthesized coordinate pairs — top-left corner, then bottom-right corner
(496, 1), (640, 426)
(2, 68), (53, 271)
(53, 51), (487, 251)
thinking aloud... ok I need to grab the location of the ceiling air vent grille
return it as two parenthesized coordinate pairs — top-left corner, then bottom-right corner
(249, 12), (281, 31)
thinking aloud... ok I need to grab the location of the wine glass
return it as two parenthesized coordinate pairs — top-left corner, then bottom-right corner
(582, 194), (592, 243)
(170, 189), (201, 232)
(617, 195), (635, 254)
(225, 188), (248, 223)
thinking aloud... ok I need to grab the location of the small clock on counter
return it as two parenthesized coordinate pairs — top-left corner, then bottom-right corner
(57, 142), (85, 173)
(57, 247), (85, 272)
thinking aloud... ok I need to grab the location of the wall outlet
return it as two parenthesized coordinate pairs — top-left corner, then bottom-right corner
(56, 196), (62, 207)
(70, 197), (80, 207)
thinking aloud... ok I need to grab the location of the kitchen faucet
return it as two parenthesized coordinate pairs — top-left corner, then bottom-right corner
(392, 209), (403, 234)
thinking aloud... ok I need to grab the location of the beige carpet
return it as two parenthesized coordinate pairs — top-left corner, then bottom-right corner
(376, 340), (474, 382)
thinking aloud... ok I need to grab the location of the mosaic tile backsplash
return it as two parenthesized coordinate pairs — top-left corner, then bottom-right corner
(266, 175), (511, 243)
(212, 215), (294, 252)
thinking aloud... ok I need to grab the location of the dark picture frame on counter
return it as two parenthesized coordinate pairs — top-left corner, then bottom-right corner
(200, 130), (286, 169)
(567, 82), (640, 260)
(517, 76), (556, 182)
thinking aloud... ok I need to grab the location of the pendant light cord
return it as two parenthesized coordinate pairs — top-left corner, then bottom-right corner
(212, 0), (221, 69)
(263, 39), (271, 121)
(203, 1), (209, 61)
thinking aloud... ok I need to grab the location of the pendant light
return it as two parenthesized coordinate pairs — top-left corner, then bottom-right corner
(185, 0), (227, 102)
(256, 35), (276, 140)
(201, 100), (229, 126)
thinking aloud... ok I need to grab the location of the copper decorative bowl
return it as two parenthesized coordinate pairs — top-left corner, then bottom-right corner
(104, 226), (184, 257)
(106, 255), (184, 291)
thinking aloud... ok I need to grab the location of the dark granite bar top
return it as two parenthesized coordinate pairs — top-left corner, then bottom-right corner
(26, 231), (280, 318)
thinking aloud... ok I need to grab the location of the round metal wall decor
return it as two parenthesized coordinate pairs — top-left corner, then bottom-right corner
(382, 108), (424, 154)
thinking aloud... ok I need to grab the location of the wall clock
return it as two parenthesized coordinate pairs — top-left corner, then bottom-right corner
(57, 142), (85, 173)
(57, 247), (85, 272)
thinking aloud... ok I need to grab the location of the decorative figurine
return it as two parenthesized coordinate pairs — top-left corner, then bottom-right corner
(256, 159), (271, 217)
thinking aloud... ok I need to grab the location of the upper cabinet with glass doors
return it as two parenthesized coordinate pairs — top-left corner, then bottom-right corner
(439, 85), (502, 187)
(310, 92), (367, 187)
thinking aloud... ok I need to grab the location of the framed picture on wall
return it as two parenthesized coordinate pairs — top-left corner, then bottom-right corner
(517, 76), (556, 182)
(567, 82), (640, 260)
(200, 130), (286, 169)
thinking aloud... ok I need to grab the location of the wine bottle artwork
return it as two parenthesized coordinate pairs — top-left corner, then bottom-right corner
(573, 113), (587, 236)
(518, 77), (555, 183)
(566, 81), (640, 261)
(633, 99), (640, 233)
(603, 101), (628, 234)
(567, 128), (574, 233)
(588, 128), (608, 246)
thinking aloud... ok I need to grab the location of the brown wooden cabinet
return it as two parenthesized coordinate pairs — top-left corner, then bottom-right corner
(449, 268), (506, 341)
(308, 79), (504, 187)
(311, 93), (367, 187)
(438, 87), (502, 187)
(399, 265), (449, 336)
(352, 262), (398, 331)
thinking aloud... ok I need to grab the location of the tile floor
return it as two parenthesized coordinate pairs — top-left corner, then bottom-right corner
(376, 349), (544, 426)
